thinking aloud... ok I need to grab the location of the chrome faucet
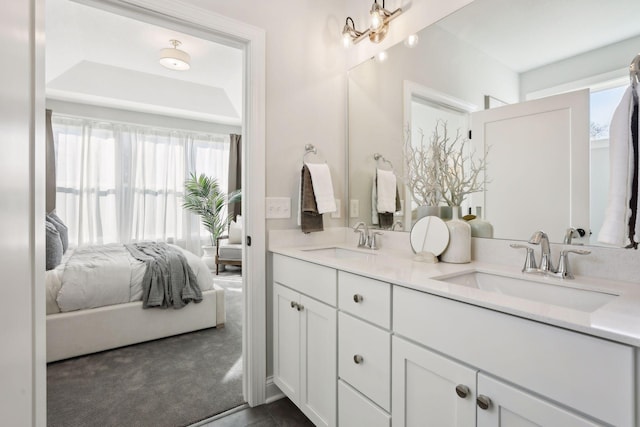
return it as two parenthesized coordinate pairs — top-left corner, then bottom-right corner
(510, 230), (591, 279)
(391, 220), (403, 231)
(353, 222), (383, 250)
(528, 230), (554, 273)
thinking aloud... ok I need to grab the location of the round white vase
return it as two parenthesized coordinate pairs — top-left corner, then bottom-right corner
(201, 245), (217, 271)
(440, 206), (471, 263)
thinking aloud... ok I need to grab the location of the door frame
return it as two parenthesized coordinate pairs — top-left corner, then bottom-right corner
(42, 0), (267, 407)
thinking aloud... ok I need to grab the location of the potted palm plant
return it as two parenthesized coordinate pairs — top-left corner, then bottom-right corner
(182, 173), (241, 269)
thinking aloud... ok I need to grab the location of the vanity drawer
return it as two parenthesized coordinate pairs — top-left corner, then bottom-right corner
(338, 271), (390, 329)
(338, 312), (391, 411)
(273, 254), (336, 305)
(338, 380), (390, 427)
(393, 286), (635, 427)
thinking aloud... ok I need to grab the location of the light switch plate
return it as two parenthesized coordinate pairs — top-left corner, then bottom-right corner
(266, 197), (291, 219)
(350, 199), (359, 218)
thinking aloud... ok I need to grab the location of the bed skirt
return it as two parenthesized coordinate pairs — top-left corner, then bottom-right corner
(46, 286), (225, 363)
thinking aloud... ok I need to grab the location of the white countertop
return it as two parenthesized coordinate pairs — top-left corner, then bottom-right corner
(271, 242), (640, 347)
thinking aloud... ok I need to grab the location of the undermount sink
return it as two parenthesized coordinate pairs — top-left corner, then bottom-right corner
(434, 270), (618, 312)
(302, 247), (377, 259)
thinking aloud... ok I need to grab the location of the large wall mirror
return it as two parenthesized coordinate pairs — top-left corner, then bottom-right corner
(348, 0), (640, 245)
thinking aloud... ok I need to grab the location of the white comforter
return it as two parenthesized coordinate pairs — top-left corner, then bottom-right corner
(46, 244), (213, 314)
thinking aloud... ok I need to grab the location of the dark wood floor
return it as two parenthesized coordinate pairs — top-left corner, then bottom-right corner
(198, 397), (314, 427)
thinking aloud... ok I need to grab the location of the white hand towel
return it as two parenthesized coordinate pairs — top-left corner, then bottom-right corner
(376, 168), (397, 213)
(305, 162), (337, 214)
(598, 86), (639, 246)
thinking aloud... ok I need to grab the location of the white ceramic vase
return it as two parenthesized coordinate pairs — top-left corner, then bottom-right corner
(416, 205), (440, 219)
(440, 206), (471, 263)
(201, 245), (217, 271)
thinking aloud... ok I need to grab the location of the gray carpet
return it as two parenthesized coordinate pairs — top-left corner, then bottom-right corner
(47, 272), (244, 427)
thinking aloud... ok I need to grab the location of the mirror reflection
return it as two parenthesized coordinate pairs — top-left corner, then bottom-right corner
(348, 0), (640, 245)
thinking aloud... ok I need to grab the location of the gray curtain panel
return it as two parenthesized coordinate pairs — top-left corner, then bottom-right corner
(46, 109), (56, 213)
(228, 134), (242, 220)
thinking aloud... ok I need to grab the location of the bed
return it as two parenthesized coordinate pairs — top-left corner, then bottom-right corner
(45, 243), (225, 363)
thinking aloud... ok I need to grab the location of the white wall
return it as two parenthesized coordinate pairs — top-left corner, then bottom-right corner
(185, 0), (348, 230)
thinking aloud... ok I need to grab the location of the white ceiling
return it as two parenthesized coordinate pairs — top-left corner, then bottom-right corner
(46, 0), (243, 125)
(437, 0), (640, 73)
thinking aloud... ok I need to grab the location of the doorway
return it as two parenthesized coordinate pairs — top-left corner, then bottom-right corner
(43, 0), (265, 425)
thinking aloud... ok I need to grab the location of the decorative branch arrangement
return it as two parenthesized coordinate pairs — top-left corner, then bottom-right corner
(404, 120), (487, 208)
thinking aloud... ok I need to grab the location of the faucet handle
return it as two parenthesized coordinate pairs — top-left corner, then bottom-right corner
(369, 231), (383, 250)
(556, 248), (591, 279)
(510, 243), (537, 272)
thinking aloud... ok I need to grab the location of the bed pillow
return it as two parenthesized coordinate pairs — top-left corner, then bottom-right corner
(46, 221), (63, 270)
(46, 212), (68, 253)
(228, 216), (242, 244)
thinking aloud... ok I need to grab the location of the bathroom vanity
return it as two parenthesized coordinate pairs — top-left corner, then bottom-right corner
(271, 237), (640, 427)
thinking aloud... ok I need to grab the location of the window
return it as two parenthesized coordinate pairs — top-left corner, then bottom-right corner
(53, 115), (230, 249)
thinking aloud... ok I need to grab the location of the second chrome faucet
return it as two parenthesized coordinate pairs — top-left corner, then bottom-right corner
(511, 230), (590, 279)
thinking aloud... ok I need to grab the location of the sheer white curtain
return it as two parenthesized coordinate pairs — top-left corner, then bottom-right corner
(52, 115), (230, 254)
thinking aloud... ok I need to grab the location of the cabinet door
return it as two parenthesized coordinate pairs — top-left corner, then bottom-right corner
(300, 294), (337, 427)
(392, 337), (476, 427)
(273, 284), (301, 403)
(476, 374), (602, 427)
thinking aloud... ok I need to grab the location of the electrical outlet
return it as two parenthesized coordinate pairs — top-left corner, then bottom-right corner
(331, 199), (341, 218)
(349, 199), (359, 218)
(265, 197), (291, 219)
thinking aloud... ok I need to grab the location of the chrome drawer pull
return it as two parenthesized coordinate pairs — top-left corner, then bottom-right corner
(290, 301), (297, 309)
(353, 294), (364, 303)
(455, 384), (470, 399)
(353, 354), (364, 364)
(476, 395), (491, 410)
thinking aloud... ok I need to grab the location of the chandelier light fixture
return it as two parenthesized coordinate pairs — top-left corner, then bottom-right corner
(342, 0), (402, 47)
(159, 39), (191, 71)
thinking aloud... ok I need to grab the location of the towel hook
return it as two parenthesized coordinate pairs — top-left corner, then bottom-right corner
(303, 144), (317, 164)
(374, 153), (394, 171)
(630, 53), (640, 88)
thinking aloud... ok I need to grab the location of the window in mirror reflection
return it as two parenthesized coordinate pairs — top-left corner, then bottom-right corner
(590, 84), (627, 241)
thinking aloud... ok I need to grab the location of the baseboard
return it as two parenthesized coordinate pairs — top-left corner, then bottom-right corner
(265, 376), (285, 404)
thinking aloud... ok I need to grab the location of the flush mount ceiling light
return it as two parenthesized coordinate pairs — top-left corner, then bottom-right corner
(159, 39), (191, 71)
(342, 0), (402, 47)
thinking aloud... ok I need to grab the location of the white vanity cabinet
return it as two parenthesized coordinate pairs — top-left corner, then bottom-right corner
(272, 255), (337, 427)
(393, 286), (636, 427)
(337, 272), (392, 426)
(392, 336), (601, 427)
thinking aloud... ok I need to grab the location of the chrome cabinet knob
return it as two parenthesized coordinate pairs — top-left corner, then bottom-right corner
(290, 301), (296, 309)
(353, 354), (364, 364)
(476, 395), (492, 410)
(353, 294), (364, 303)
(296, 303), (304, 311)
(455, 384), (470, 399)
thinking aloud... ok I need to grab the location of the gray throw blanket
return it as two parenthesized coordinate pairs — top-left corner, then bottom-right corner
(124, 242), (203, 309)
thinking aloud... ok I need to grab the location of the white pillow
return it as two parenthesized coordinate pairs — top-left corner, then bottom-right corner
(228, 218), (242, 244)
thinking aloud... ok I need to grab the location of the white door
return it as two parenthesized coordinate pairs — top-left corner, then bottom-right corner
(273, 284), (301, 403)
(392, 336), (476, 427)
(476, 374), (602, 427)
(471, 89), (590, 241)
(299, 295), (337, 427)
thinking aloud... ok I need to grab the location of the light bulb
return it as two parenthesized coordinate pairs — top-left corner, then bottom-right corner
(404, 34), (419, 48)
(370, 3), (384, 31)
(376, 51), (388, 62)
(342, 31), (352, 48)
